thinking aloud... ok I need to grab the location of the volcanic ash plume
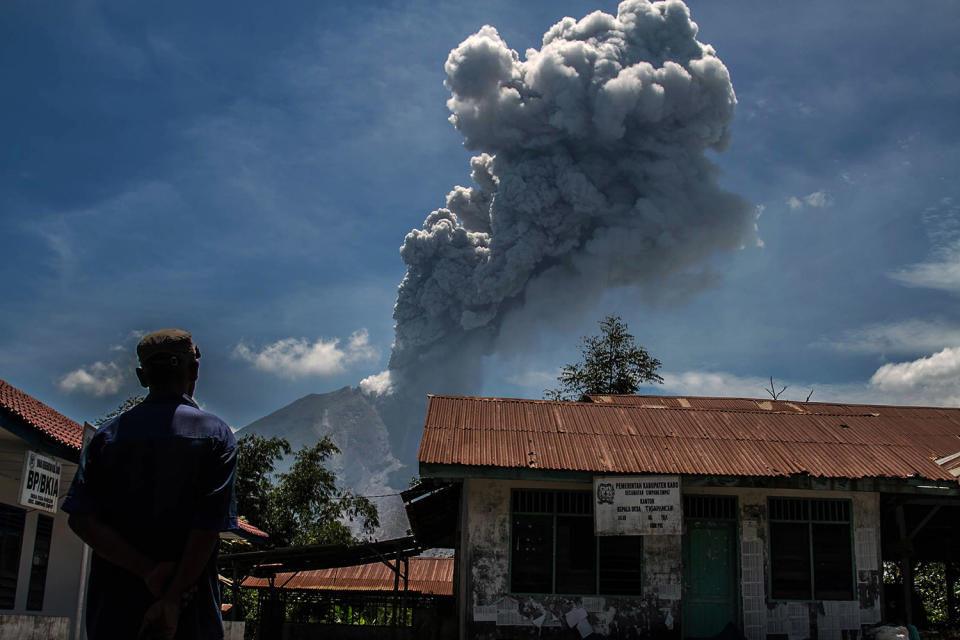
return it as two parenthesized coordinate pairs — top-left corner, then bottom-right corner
(368, 0), (757, 460)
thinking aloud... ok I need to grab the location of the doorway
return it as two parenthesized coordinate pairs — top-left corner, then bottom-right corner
(682, 495), (739, 639)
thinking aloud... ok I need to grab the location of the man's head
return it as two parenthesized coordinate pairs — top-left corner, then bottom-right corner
(136, 329), (201, 395)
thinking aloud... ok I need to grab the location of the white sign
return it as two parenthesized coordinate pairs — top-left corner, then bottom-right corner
(594, 475), (681, 535)
(20, 451), (61, 514)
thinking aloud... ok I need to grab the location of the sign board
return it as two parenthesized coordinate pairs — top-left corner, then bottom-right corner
(594, 475), (681, 535)
(19, 451), (61, 514)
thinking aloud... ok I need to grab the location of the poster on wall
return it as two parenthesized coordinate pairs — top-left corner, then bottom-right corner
(594, 475), (681, 535)
(19, 451), (61, 514)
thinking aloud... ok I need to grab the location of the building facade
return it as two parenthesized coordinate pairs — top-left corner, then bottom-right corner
(0, 379), (91, 640)
(413, 394), (960, 640)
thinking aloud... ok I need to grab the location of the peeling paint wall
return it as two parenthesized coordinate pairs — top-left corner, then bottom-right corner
(688, 486), (883, 640)
(458, 480), (886, 640)
(0, 615), (69, 640)
(461, 479), (679, 640)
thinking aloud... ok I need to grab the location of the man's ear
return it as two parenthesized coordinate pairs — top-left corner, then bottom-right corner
(136, 367), (149, 388)
(189, 359), (199, 382)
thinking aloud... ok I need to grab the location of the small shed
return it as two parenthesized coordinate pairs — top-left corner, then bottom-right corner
(412, 394), (960, 640)
(220, 536), (454, 639)
(0, 378), (90, 639)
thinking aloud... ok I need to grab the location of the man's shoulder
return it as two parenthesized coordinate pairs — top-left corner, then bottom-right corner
(174, 405), (235, 444)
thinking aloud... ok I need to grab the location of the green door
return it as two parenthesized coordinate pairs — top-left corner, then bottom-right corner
(683, 519), (738, 638)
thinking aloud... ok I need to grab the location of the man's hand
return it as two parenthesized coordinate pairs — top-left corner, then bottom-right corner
(138, 598), (180, 640)
(143, 562), (175, 598)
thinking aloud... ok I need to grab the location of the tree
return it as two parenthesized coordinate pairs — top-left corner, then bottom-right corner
(763, 376), (788, 400)
(234, 434), (290, 537)
(94, 395), (144, 426)
(545, 315), (663, 401)
(235, 434), (379, 547)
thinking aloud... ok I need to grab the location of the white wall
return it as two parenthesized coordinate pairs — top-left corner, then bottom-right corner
(0, 435), (85, 639)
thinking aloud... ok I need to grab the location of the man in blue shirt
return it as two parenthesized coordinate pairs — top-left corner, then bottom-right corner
(64, 329), (238, 640)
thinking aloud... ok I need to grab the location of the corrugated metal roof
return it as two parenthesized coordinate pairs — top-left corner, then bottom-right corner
(0, 378), (83, 451)
(241, 557), (453, 596)
(419, 395), (960, 482)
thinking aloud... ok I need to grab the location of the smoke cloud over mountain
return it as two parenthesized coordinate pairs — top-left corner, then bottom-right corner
(367, 0), (758, 461)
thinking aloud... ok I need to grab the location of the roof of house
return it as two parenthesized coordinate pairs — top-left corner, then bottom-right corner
(241, 557), (453, 596)
(237, 519), (269, 538)
(0, 378), (84, 452)
(418, 394), (960, 482)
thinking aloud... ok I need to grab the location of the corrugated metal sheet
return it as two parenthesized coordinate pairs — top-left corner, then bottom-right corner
(419, 395), (960, 482)
(241, 557), (453, 596)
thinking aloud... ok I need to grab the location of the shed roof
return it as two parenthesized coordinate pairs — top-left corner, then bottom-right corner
(241, 557), (453, 596)
(418, 395), (960, 482)
(0, 378), (84, 452)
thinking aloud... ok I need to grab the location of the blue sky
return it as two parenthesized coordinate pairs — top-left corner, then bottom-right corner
(2, 0), (960, 436)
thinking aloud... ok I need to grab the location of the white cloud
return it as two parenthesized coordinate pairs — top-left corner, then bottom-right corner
(888, 197), (960, 293)
(505, 368), (560, 390)
(659, 361), (960, 409)
(786, 191), (832, 211)
(359, 369), (393, 397)
(813, 319), (960, 356)
(889, 249), (960, 293)
(233, 329), (378, 379)
(59, 362), (124, 397)
(870, 346), (960, 392)
(803, 190), (832, 208)
(661, 371), (787, 400)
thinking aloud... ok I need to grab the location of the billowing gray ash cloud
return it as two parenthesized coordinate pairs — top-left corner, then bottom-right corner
(363, 0), (757, 462)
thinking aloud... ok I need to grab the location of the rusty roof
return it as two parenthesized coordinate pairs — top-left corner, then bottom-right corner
(418, 395), (960, 482)
(241, 557), (453, 596)
(0, 378), (84, 452)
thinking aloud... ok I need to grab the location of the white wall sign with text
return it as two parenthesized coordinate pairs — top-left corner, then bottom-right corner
(594, 475), (681, 535)
(19, 451), (61, 514)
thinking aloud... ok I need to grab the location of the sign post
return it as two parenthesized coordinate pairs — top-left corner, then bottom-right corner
(19, 451), (61, 514)
(594, 475), (681, 535)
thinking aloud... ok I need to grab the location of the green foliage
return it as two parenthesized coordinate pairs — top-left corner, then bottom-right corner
(884, 560), (960, 629)
(234, 434), (379, 548)
(94, 395), (145, 426)
(235, 434), (291, 538)
(545, 315), (663, 401)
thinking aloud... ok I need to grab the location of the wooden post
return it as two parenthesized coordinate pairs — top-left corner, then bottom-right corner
(232, 567), (241, 622)
(896, 504), (913, 625)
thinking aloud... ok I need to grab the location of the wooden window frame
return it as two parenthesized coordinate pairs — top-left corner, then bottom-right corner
(509, 489), (642, 597)
(767, 497), (854, 601)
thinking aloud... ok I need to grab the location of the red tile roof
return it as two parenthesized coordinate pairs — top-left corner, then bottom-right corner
(0, 379), (83, 451)
(418, 395), (960, 482)
(237, 519), (269, 538)
(241, 557), (453, 596)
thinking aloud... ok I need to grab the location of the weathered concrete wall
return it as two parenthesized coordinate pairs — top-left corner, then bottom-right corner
(223, 620), (245, 640)
(0, 615), (69, 640)
(458, 479), (886, 640)
(687, 486), (883, 640)
(461, 478), (679, 640)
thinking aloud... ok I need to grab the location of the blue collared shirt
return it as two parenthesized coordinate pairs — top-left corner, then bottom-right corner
(64, 391), (238, 640)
